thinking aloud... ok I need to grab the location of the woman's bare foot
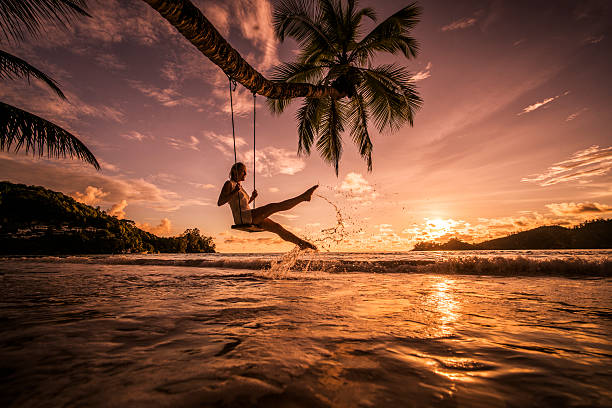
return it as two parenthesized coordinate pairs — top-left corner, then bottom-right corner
(302, 185), (319, 202)
(298, 240), (317, 251)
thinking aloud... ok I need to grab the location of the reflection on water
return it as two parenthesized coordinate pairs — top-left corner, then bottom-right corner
(431, 278), (460, 338)
(0, 260), (611, 407)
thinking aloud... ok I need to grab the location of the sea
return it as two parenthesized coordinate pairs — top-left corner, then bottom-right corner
(1, 249), (611, 407)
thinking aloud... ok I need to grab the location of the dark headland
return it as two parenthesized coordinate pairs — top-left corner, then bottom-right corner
(413, 219), (612, 251)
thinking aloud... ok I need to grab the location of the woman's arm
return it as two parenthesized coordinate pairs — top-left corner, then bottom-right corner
(248, 189), (258, 204)
(217, 181), (239, 206)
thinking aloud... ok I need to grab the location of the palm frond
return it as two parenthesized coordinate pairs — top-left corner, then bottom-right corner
(351, 2), (421, 63)
(0, 49), (65, 98)
(0, 0), (90, 43)
(296, 96), (324, 155)
(273, 0), (335, 53)
(359, 64), (422, 132)
(0, 101), (99, 169)
(269, 61), (325, 83)
(348, 92), (372, 171)
(266, 97), (293, 115)
(317, 96), (344, 174)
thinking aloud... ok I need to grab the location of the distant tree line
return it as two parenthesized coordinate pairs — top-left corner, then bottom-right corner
(0, 182), (215, 254)
(412, 219), (612, 251)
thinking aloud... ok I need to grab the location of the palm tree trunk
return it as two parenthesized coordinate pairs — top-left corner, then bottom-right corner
(142, 0), (346, 99)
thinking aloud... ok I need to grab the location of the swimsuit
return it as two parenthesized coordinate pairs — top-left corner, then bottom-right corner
(228, 181), (253, 224)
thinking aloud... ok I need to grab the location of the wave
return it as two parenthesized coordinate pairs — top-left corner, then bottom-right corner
(2, 255), (611, 276)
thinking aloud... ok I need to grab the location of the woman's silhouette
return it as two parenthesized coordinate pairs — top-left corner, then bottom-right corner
(218, 162), (318, 250)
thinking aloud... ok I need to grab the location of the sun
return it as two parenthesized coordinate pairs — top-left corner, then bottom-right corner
(424, 218), (458, 239)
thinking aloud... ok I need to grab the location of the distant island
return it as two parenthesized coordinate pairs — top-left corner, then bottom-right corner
(413, 219), (612, 251)
(0, 181), (215, 254)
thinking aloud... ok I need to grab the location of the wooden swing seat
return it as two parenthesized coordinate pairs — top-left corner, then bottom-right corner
(231, 223), (265, 233)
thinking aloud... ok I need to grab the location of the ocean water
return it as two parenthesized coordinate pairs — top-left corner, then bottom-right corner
(1, 250), (611, 407)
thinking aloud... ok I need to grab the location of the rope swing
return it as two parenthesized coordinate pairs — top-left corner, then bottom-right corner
(228, 76), (264, 233)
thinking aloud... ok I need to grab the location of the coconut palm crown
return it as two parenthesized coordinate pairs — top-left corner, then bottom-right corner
(0, 0), (99, 169)
(269, 0), (423, 174)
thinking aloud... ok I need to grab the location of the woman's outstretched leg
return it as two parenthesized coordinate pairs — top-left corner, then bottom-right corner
(251, 185), (318, 224)
(258, 218), (316, 250)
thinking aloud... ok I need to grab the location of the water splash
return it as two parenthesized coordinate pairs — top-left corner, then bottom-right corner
(257, 247), (321, 279)
(307, 192), (364, 252)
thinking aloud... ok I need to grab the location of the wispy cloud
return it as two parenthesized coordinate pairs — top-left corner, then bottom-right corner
(566, 108), (588, 122)
(441, 17), (478, 31)
(191, 183), (216, 190)
(546, 202), (612, 215)
(121, 131), (150, 142)
(93, 53), (127, 71)
(522, 145), (612, 186)
(518, 91), (569, 115)
(411, 62), (432, 82)
(243, 147), (306, 176)
(202, 131), (247, 157)
(584, 35), (604, 44)
(128, 80), (210, 109)
(337, 172), (378, 204)
(0, 82), (125, 127)
(167, 136), (200, 151)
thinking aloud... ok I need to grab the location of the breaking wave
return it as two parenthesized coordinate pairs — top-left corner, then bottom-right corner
(2, 254), (610, 276)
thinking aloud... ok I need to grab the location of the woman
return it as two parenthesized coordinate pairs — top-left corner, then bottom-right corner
(217, 162), (318, 250)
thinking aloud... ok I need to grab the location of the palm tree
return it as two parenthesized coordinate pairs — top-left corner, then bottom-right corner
(269, 0), (422, 173)
(0, 0), (99, 169)
(142, 0), (346, 100)
(143, 0), (422, 174)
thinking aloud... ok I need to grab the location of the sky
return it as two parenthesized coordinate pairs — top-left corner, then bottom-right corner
(1, 0), (611, 252)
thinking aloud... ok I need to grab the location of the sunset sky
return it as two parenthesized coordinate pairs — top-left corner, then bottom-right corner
(1, 0), (611, 252)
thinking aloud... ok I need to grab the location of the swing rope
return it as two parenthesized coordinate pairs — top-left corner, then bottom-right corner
(228, 76), (258, 227)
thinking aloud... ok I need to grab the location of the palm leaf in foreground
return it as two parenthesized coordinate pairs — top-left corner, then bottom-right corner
(0, 0), (90, 43)
(0, 49), (65, 98)
(0, 101), (100, 170)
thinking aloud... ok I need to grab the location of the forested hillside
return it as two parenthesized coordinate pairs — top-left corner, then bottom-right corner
(412, 219), (611, 251)
(0, 182), (215, 254)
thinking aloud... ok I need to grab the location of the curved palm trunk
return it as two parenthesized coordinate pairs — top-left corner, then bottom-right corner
(142, 0), (346, 99)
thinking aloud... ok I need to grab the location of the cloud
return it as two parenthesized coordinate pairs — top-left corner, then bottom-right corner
(584, 35), (604, 44)
(191, 183), (216, 190)
(566, 108), (588, 122)
(128, 80), (210, 109)
(120, 131), (151, 142)
(167, 135), (200, 151)
(233, 0), (279, 71)
(201, 2), (230, 36)
(93, 53), (127, 71)
(411, 62), (432, 82)
(337, 172), (378, 203)
(0, 153), (211, 212)
(546, 202), (612, 216)
(243, 147), (306, 177)
(107, 199), (128, 219)
(71, 186), (109, 205)
(441, 17), (477, 31)
(202, 131), (248, 157)
(136, 218), (172, 236)
(518, 91), (569, 115)
(522, 145), (612, 186)
(0, 82), (125, 128)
